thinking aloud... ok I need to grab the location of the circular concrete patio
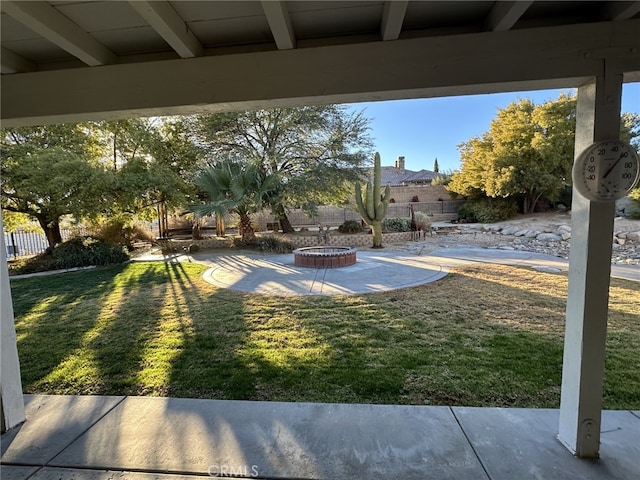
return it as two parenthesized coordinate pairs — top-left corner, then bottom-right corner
(133, 245), (639, 297)
(200, 250), (449, 296)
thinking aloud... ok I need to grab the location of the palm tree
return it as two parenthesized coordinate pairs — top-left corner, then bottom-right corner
(191, 157), (280, 244)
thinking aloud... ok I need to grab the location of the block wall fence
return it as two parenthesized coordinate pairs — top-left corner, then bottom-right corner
(252, 186), (463, 230)
(387, 185), (457, 203)
(158, 230), (424, 251)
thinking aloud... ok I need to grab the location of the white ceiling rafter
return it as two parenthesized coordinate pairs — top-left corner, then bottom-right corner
(5, 19), (638, 127)
(261, 0), (295, 50)
(129, 1), (203, 58)
(0, 0), (117, 66)
(380, 1), (408, 41)
(1, 46), (36, 74)
(485, 1), (534, 32)
(604, 1), (640, 20)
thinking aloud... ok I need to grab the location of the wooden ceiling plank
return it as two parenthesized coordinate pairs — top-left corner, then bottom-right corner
(261, 0), (296, 50)
(380, 1), (408, 41)
(0, 1), (117, 66)
(129, 1), (203, 58)
(604, 1), (640, 20)
(1, 47), (36, 74)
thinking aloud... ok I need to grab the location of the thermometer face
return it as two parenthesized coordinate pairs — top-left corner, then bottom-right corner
(573, 140), (640, 202)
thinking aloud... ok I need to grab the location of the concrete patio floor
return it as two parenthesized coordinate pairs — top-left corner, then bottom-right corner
(134, 246), (640, 297)
(1, 395), (639, 479)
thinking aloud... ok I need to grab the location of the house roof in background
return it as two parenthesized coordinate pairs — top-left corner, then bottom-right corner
(377, 166), (438, 186)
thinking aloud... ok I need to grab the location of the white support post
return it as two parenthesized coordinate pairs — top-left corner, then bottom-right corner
(558, 71), (622, 457)
(0, 211), (25, 432)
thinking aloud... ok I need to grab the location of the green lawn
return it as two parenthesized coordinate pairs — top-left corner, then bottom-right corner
(9, 261), (640, 408)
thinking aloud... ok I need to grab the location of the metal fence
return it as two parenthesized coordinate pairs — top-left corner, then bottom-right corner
(4, 227), (86, 258)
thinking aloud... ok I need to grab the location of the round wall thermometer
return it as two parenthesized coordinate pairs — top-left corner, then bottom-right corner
(572, 140), (640, 202)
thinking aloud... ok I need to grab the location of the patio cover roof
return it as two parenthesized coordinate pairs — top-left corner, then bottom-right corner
(1, 1), (639, 125)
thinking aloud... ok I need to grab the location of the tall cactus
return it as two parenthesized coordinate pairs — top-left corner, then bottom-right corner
(355, 152), (391, 248)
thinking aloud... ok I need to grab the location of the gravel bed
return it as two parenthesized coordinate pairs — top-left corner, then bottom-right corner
(435, 231), (639, 266)
(382, 217), (640, 266)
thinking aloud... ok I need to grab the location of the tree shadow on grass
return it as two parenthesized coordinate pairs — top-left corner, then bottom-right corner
(10, 265), (127, 316)
(163, 264), (638, 409)
(160, 268), (564, 406)
(13, 263), (183, 395)
(365, 267), (640, 409)
(11, 265), (127, 390)
(14, 262), (639, 410)
(164, 261), (257, 399)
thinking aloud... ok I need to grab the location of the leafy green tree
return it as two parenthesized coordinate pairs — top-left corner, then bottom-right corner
(190, 105), (373, 232)
(450, 94), (639, 214)
(628, 188), (640, 219)
(98, 119), (150, 171)
(97, 118), (201, 220)
(621, 112), (640, 149)
(431, 169), (456, 187)
(1, 124), (108, 248)
(451, 98), (554, 213)
(623, 114), (640, 218)
(433, 158), (439, 173)
(191, 157), (280, 244)
(2, 119), (202, 247)
(79, 118), (202, 240)
(0, 210), (34, 233)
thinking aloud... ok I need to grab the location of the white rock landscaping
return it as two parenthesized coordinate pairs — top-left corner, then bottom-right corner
(421, 213), (640, 266)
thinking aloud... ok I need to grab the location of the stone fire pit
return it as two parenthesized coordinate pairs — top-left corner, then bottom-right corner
(293, 246), (357, 268)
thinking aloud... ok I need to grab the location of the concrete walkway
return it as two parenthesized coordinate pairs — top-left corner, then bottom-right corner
(2, 395), (639, 479)
(133, 246), (638, 297)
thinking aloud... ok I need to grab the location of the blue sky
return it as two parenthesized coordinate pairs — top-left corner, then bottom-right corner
(346, 83), (640, 173)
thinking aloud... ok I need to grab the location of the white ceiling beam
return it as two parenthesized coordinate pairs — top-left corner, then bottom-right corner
(0, 1), (117, 66)
(485, 1), (533, 32)
(2, 19), (639, 127)
(1, 47), (36, 74)
(261, 1), (296, 50)
(129, 1), (203, 58)
(380, 1), (409, 41)
(604, 1), (640, 20)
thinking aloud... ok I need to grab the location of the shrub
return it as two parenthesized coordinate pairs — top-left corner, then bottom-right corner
(258, 236), (294, 253)
(457, 198), (518, 223)
(414, 211), (432, 231)
(52, 237), (129, 269)
(157, 239), (179, 254)
(456, 203), (475, 222)
(627, 188), (640, 219)
(555, 185), (572, 210)
(382, 217), (412, 232)
(431, 173), (453, 186)
(10, 236), (130, 275)
(90, 217), (154, 250)
(257, 236), (295, 253)
(7, 254), (56, 275)
(411, 195), (420, 202)
(338, 220), (363, 233)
